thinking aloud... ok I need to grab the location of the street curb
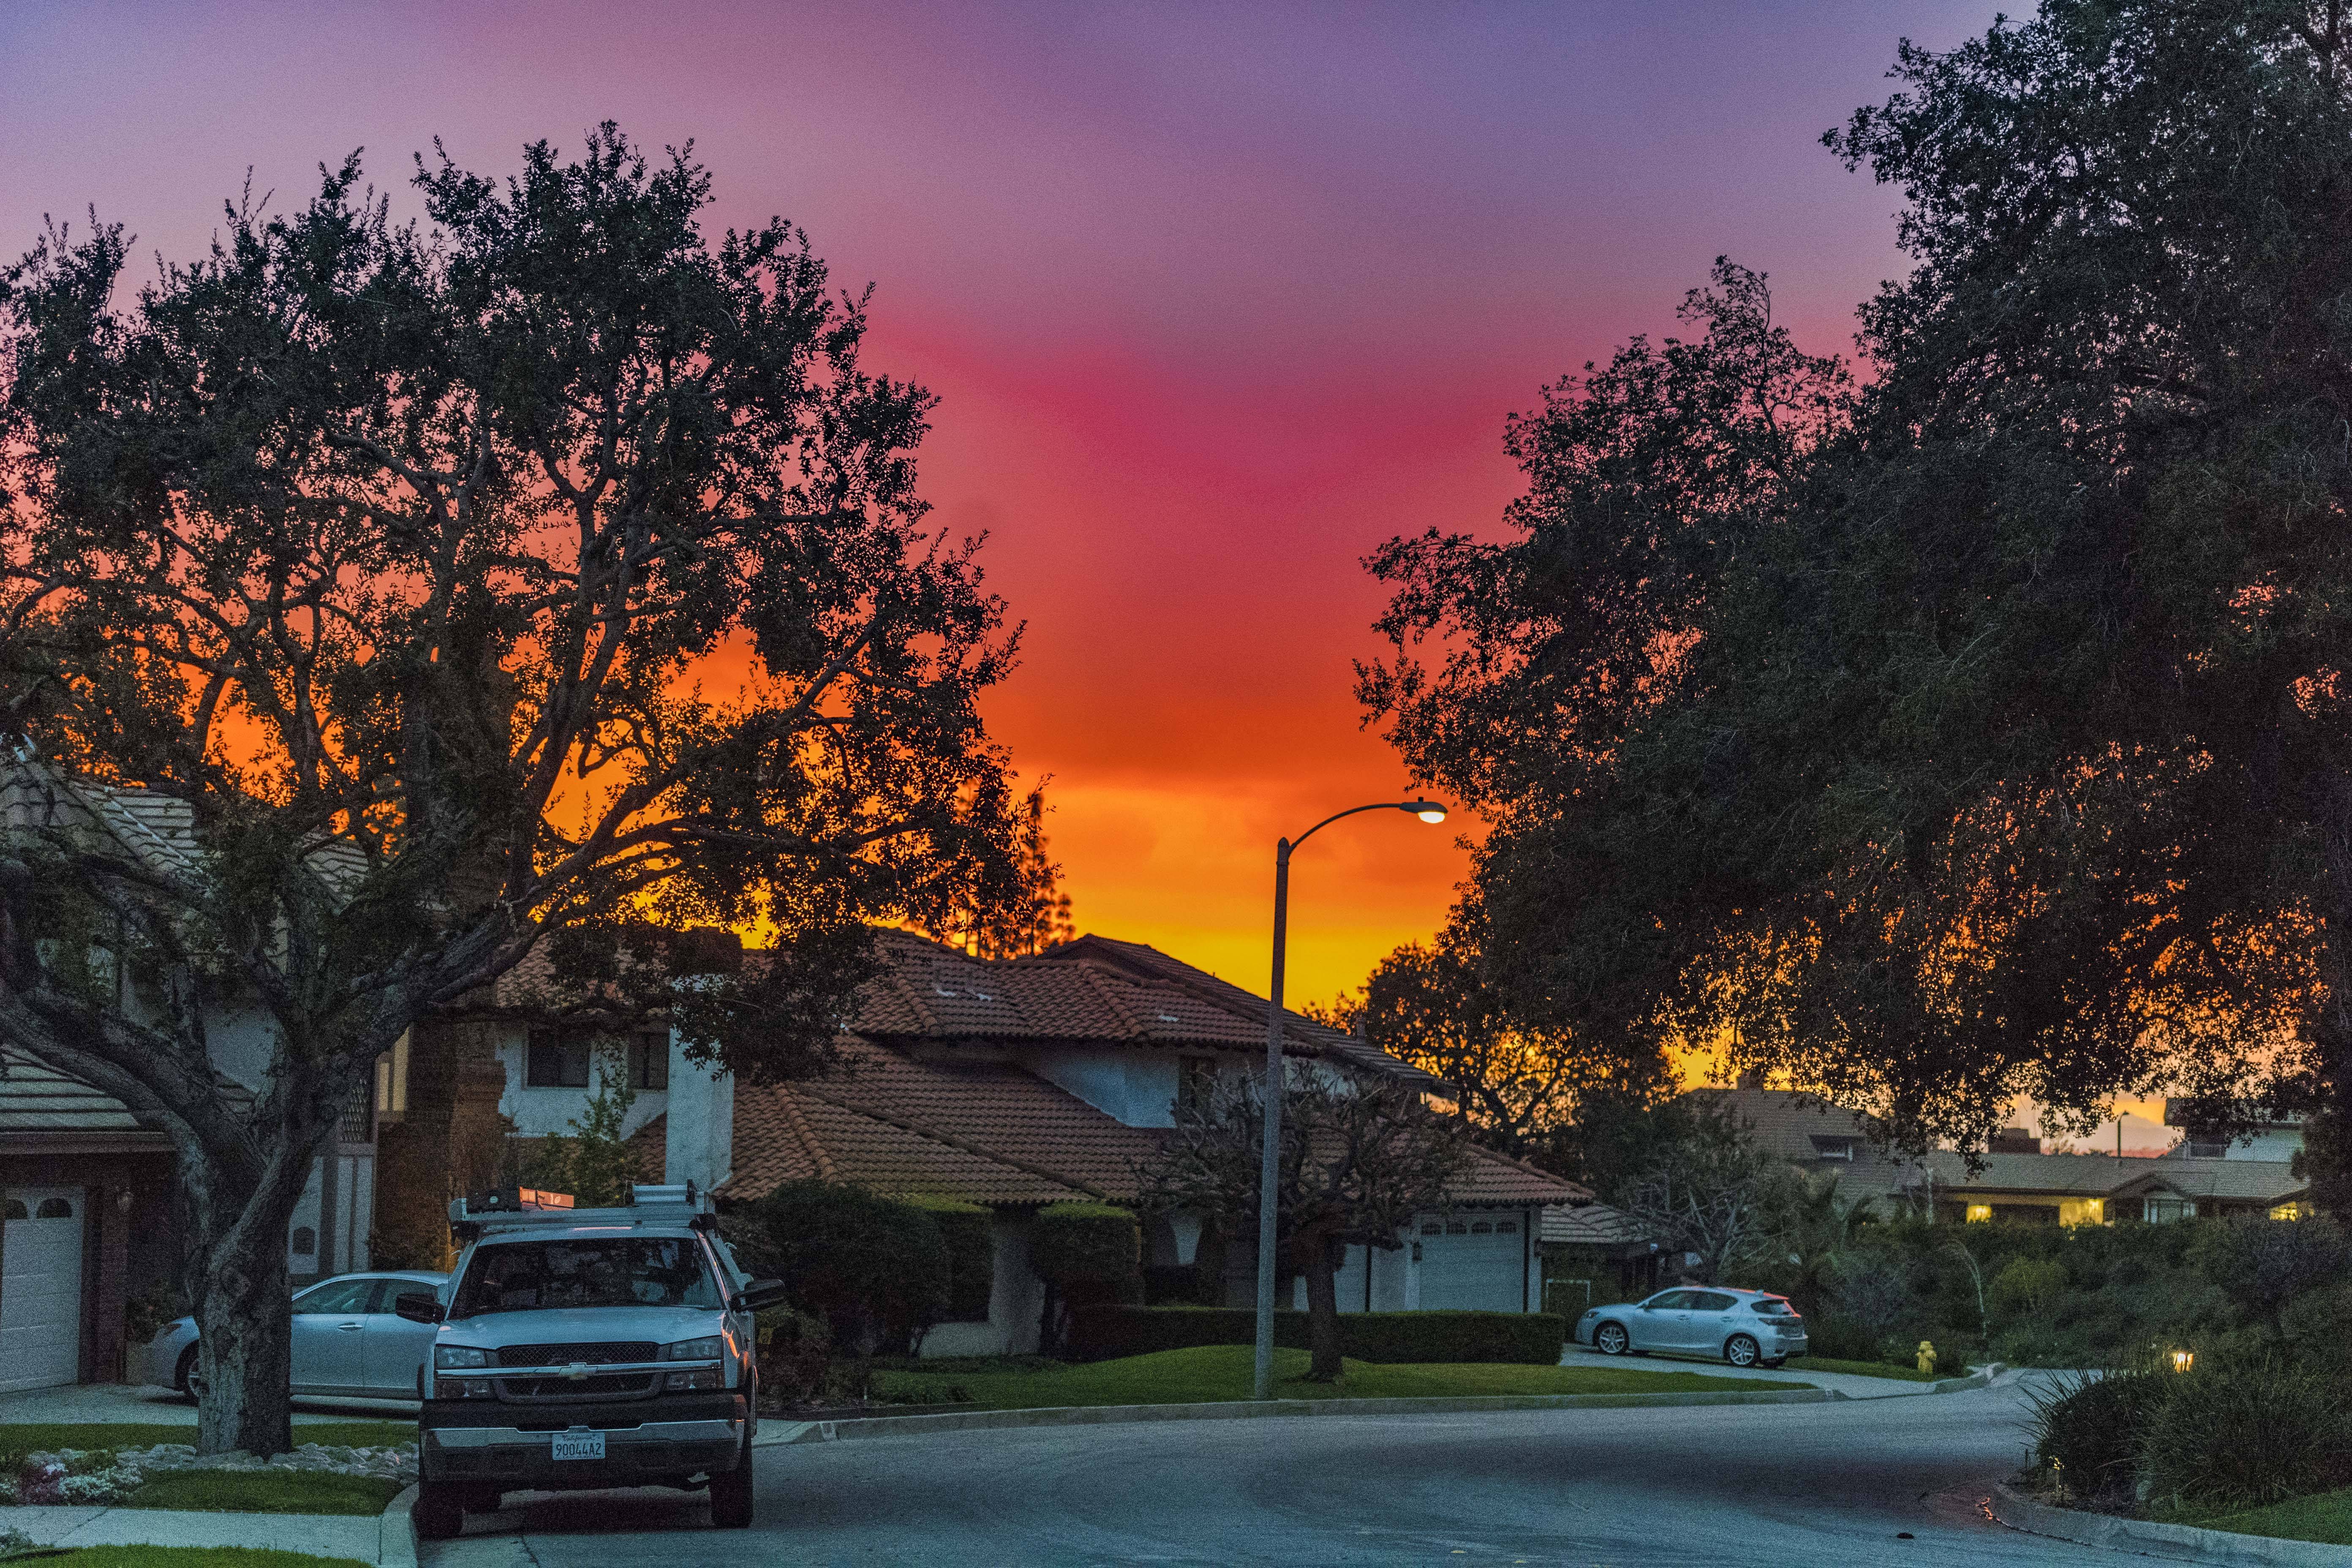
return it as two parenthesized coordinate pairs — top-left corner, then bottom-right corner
(1988, 1481), (2352, 1566)
(379, 1482), (419, 1568)
(753, 1386), (1837, 1446)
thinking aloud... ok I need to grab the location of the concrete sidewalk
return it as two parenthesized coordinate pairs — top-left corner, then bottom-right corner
(4, 1502), (389, 1562)
(1554, 1343), (1976, 1398)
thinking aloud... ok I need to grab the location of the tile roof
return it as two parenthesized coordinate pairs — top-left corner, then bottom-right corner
(0, 1051), (161, 1138)
(1540, 1201), (1655, 1247)
(2109, 1157), (2305, 1204)
(849, 932), (1441, 1087)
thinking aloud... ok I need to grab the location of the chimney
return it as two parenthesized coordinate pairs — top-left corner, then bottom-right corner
(1989, 1127), (2040, 1155)
(1735, 1068), (1766, 1091)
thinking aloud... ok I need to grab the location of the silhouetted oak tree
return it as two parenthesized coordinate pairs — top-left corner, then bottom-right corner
(1364, 2), (2352, 1183)
(0, 127), (1036, 1453)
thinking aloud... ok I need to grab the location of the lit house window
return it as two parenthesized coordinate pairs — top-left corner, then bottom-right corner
(1965, 1204), (1993, 1223)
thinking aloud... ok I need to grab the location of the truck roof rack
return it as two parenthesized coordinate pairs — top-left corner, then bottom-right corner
(448, 1181), (714, 1237)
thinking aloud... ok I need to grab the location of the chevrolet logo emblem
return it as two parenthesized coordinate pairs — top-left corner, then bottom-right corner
(562, 1362), (591, 1381)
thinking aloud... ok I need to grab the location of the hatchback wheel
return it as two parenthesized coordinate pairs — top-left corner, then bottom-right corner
(1724, 1334), (1760, 1368)
(1594, 1322), (1630, 1356)
(174, 1346), (199, 1401)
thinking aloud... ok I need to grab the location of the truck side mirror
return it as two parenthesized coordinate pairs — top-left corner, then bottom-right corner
(730, 1279), (790, 1314)
(394, 1291), (444, 1324)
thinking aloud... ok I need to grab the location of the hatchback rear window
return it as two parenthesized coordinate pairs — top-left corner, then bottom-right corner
(1752, 1299), (1797, 1315)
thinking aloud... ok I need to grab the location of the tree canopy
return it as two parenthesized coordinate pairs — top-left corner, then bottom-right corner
(0, 125), (1039, 1451)
(1361, 0), (2352, 1181)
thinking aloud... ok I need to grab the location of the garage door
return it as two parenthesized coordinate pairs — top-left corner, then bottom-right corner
(1415, 1214), (1524, 1312)
(0, 1188), (84, 1392)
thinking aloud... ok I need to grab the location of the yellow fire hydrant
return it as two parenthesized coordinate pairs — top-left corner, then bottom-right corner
(1916, 1340), (1938, 1375)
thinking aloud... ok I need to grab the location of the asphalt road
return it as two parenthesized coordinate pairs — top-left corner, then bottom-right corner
(425, 1378), (2152, 1568)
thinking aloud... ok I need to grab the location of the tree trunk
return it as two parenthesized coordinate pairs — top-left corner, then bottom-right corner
(184, 1118), (332, 1457)
(1302, 1233), (1344, 1382)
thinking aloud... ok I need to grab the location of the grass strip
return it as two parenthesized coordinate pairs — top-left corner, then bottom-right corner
(32, 1551), (373, 1568)
(874, 1344), (1805, 1410)
(117, 1470), (403, 1516)
(2189, 1486), (2352, 1546)
(1781, 1356), (1944, 1383)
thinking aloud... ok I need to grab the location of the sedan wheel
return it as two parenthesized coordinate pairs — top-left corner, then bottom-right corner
(1594, 1322), (1631, 1356)
(1724, 1334), (1760, 1368)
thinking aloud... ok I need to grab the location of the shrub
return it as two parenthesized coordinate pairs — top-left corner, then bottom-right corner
(1032, 1203), (1143, 1307)
(1990, 1257), (2068, 1318)
(1064, 1306), (1565, 1365)
(2023, 1367), (2171, 1506)
(2137, 1355), (2352, 1513)
(2190, 1217), (2352, 1336)
(900, 1195), (994, 1323)
(728, 1181), (949, 1353)
(1800, 1314), (1891, 1364)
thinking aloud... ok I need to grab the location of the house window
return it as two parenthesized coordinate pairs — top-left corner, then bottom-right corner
(2185, 1139), (2227, 1159)
(35, 1198), (71, 1220)
(2272, 1202), (2308, 1220)
(2145, 1196), (2197, 1224)
(2, 1201), (22, 1221)
(1965, 1204), (1993, 1223)
(1420, 1222), (1442, 1236)
(1176, 1056), (1216, 1116)
(1471, 1221), (1493, 1235)
(629, 1031), (669, 1091)
(1495, 1220), (1517, 1234)
(374, 1031), (410, 1122)
(289, 1225), (316, 1256)
(1446, 1220), (1468, 1235)
(1810, 1136), (1857, 1162)
(526, 1029), (593, 1088)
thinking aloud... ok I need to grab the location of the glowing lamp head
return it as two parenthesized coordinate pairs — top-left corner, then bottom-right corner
(1403, 799), (1450, 825)
(2172, 1349), (2194, 1373)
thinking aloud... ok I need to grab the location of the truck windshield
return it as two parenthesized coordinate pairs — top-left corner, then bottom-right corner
(452, 1238), (721, 1317)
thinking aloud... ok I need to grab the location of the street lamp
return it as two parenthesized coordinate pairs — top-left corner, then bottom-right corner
(1253, 797), (1451, 1401)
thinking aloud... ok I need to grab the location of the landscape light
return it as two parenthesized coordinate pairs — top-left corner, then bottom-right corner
(2172, 1349), (2194, 1373)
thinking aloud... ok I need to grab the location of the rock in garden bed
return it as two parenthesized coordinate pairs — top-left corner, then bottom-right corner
(5, 1441), (416, 1505)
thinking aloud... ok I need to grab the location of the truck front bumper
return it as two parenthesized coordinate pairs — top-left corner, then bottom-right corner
(420, 1393), (749, 1489)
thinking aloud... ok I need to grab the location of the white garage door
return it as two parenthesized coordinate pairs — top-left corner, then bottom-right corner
(1415, 1214), (1524, 1312)
(0, 1188), (84, 1392)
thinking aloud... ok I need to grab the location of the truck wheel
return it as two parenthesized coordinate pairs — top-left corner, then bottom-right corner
(459, 1484), (504, 1515)
(709, 1436), (755, 1529)
(413, 1481), (463, 1541)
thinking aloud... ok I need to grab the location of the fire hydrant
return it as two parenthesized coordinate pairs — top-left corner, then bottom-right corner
(1916, 1340), (1938, 1375)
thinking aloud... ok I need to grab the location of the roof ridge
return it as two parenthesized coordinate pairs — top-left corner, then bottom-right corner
(1072, 964), (1144, 1037)
(792, 1081), (1103, 1200)
(772, 1084), (842, 1183)
(1464, 1144), (1592, 1199)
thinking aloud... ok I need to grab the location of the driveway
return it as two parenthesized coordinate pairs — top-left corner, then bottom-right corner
(422, 1375), (2138, 1566)
(1554, 1343), (1960, 1399)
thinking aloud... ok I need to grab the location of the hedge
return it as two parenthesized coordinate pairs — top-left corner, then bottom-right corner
(901, 1193), (994, 1322)
(1067, 1306), (1567, 1365)
(1032, 1202), (1143, 1305)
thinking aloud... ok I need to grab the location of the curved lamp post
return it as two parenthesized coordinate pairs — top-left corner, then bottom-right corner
(1253, 797), (1451, 1401)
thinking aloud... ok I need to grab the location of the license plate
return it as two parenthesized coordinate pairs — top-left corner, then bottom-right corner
(551, 1431), (605, 1462)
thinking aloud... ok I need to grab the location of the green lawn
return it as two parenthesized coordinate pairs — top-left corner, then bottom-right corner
(2189, 1487), (2352, 1546)
(118, 1471), (404, 1516)
(874, 1345), (1808, 1410)
(29, 1552), (371, 1568)
(0, 1422), (412, 1470)
(1782, 1356), (1944, 1383)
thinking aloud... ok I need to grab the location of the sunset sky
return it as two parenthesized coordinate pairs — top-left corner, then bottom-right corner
(0, 1), (2171, 1147)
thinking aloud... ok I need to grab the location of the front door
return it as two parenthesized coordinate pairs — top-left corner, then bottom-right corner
(0, 1188), (84, 1392)
(290, 1277), (377, 1392)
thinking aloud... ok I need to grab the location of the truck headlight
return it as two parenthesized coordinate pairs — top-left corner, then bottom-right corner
(664, 1336), (724, 1362)
(435, 1345), (492, 1369)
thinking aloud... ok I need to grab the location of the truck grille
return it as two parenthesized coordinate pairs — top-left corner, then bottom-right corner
(496, 1342), (658, 1367)
(496, 1372), (659, 1399)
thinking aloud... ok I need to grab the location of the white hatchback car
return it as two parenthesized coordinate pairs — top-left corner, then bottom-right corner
(1576, 1287), (1807, 1367)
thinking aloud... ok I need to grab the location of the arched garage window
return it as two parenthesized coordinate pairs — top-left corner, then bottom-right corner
(34, 1198), (70, 1220)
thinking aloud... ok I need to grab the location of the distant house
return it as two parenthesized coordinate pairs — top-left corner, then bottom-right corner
(1680, 1085), (1930, 1212)
(621, 931), (1586, 1356)
(2162, 1098), (2306, 1162)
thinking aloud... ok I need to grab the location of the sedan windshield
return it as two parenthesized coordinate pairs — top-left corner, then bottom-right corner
(452, 1238), (721, 1317)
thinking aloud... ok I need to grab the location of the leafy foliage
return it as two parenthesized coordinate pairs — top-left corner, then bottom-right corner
(514, 1049), (642, 1208)
(2191, 1215), (2352, 1337)
(2136, 1355), (2352, 1513)
(1359, 0), (2352, 1167)
(1064, 1307), (1565, 1365)
(1029, 1203), (1142, 1303)
(0, 125), (1039, 1451)
(899, 1194), (994, 1323)
(725, 1181), (950, 1355)
(2024, 1366), (2173, 1507)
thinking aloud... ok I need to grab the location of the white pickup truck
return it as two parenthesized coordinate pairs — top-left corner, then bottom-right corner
(397, 1183), (787, 1538)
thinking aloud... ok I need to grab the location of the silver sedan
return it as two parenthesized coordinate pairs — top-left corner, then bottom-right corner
(139, 1269), (448, 1400)
(1576, 1286), (1808, 1367)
